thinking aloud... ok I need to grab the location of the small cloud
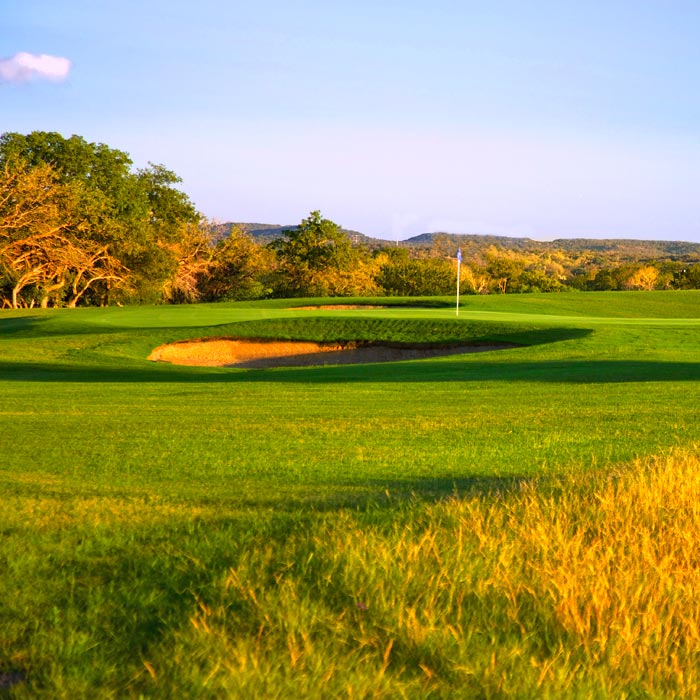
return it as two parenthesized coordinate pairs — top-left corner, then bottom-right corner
(0, 52), (71, 84)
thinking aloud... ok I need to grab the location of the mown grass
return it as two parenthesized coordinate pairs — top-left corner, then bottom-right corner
(2, 291), (700, 698)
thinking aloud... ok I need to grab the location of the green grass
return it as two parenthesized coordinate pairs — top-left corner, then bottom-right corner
(2, 291), (700, 698)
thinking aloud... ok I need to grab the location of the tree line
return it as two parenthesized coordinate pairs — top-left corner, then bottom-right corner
(3, 131), (700, 308)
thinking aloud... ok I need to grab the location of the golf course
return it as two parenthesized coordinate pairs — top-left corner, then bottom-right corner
(2, 290), (700, 698)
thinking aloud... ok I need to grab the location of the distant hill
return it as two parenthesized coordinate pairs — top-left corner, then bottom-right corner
(404, 232), (700, 260)
(208, 223), (288, 244)
(404, 232), (538, 251)
(216, 223), (700, 262)
(217, 222), (377, 247)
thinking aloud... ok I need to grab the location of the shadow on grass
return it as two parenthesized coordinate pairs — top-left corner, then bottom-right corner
(0, 469), (530, 697)
(220, 474), (536, 513)
(0, 314), (145, 339)
(0, 315), (52, 335)
(2, 356), (700, 384)
(4, 473), (535, 513)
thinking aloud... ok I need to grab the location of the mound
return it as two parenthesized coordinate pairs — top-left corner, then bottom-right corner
(148, 338), (512, 369)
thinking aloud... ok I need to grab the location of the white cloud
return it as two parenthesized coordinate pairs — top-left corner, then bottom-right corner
(0, 52), (71, 83)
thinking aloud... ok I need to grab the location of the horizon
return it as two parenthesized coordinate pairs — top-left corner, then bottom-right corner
(3, 1), (699, 242)
(230, 220), (700, 247)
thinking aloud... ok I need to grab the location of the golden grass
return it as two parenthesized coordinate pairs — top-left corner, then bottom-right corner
(151, 448), (700, 698)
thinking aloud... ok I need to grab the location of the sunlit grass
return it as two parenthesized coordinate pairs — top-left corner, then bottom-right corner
(139, 449), (700, 699)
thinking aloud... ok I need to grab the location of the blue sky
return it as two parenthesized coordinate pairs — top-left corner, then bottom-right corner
(2, 1), (699, 241)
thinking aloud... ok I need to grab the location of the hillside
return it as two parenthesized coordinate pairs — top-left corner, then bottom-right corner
(215, 222), (375, 247)
(221, 223), (700, 262)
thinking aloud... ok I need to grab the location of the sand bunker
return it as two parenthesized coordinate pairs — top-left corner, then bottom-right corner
(148, 338), (513, 369)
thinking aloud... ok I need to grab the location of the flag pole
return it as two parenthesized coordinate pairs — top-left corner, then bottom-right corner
(456, 247), (462, 317)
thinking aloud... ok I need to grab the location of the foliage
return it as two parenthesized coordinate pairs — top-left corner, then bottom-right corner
(375, 247), (456, 296)
(0, 131), (199, 307)
(624, 264), (659, 291)
(0, 159), (129, 308)
(673, 264), (700, 290)
(270, 211), (378, 297)
(160, 221), (215, 303)
(200, 225), (275, 301)
(485, 246), (525, 293)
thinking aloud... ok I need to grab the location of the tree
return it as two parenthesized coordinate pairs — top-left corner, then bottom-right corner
(0, 159), (130, 308)
(624, 265), (659, 291)
(588, 268), (620, 291)
(2, 233), (127, 308)
(485, 247), (525, 293)
(0, 131), (199, 305)
(376, 249), (456, 296)
(519, 270), (564, 293)
(460, 264), (490, 295)
(201, 225), (274, 301)
(161, 221), (217, 303)
(270, 211), (369, 297)
(672, 264), (700, 290)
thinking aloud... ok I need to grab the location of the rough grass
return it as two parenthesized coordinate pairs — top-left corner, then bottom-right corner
(143, 449), (700, 700)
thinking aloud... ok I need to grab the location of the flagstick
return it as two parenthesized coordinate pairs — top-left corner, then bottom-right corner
(456, 249), (461, 317)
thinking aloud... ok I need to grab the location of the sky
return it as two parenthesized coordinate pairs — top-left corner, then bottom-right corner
(2, 1), (699, 242)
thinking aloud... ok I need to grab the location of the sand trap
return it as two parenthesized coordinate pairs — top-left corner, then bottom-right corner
(148, 338), (514, 369)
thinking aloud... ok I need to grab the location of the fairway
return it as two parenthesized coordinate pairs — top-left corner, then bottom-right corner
(3, 291), (700, 698)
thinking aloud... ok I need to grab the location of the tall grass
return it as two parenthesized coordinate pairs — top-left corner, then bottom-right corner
(128, 449), (700, 699)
